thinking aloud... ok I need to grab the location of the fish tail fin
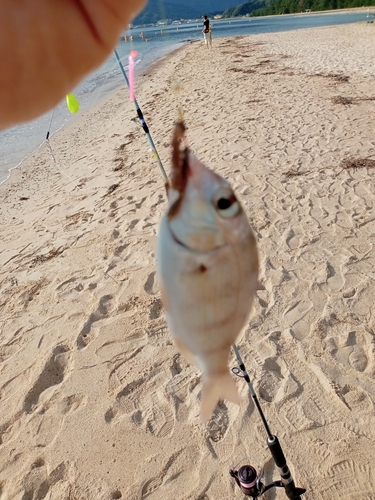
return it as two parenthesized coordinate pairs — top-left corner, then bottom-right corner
(200, 371), (240, 424)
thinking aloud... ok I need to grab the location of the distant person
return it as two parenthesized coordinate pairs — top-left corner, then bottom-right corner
(202, 15), (212, 48)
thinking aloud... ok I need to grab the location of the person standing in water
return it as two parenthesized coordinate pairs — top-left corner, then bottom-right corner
(202, 15), (212, 48)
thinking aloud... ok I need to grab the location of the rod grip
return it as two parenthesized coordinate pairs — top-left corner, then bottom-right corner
(267, 435), (286, 468)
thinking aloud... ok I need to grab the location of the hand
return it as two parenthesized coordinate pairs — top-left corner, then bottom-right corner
(0, 0), (147, 130)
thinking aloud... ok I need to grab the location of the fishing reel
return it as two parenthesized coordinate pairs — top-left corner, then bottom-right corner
(230, 459), (283, 499)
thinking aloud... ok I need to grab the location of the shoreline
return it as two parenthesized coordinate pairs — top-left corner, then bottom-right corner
(1, 23), (375, 499)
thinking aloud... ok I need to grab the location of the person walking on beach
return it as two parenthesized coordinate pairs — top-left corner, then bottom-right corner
(202, 15), (212, 48)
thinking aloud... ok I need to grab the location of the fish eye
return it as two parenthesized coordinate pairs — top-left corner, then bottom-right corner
(214, 191), (240, 218)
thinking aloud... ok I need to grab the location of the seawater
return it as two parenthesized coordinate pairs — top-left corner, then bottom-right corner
(0, 11), (369, 184)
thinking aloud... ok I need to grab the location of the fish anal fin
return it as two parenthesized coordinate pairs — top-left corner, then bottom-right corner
(201, 371), (240, 424)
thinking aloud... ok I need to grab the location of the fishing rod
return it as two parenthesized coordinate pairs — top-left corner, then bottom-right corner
(230, 344), (306, 500)
(114, 43), (306, 499)
(113, 49), (168, 183)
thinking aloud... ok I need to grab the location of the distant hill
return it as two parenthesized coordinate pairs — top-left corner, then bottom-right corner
(222, 0), (375, 17)
(133, 0), (239, 25)
(222, 0), (269, 17)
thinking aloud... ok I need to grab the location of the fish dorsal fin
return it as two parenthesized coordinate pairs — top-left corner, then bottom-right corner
(170, 121), (189, 194)
(167, 122), (190, 219)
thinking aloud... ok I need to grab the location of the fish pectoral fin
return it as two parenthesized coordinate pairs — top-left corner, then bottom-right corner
(174, 339), (196, 366)
(201, 371), (240, 424)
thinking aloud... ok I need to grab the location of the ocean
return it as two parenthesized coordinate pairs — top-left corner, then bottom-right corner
(0, 11), (370, 184)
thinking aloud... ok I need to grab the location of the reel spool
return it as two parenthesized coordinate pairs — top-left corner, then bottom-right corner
(230, 458), (282, 499)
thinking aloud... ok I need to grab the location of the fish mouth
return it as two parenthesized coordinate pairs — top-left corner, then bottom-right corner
(167, 223), (227, 255)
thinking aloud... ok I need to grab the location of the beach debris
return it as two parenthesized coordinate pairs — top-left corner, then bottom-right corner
(330, 74), (350, 83)
(313, 73), (350, 83)
(157, 121), (259, 423)
(30, 247), (65, 267)
(284, 169), (306, 178)
(66, 93), (80, 113)
(331, 96), (354, 105)
(341, 157), (375, 170)
(113, 160), (125, 172)
(105, 183), (120, 196)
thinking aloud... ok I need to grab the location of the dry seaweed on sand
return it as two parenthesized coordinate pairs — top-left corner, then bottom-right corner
(113, 161), (125, 172)
(284, 170), (306, 177)
(332, 95), (375, 105)
(311, 72), (350, 83)
(341, 157), (375, 169)
(30, 247), (65, 267)
(331, 96), (354, 105)
(105, 183), (120, 196)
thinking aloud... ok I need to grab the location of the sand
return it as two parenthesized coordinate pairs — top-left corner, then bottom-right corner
(1, 21), (375, 500)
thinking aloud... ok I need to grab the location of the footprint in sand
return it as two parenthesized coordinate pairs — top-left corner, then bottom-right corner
(107, 373), (175, 439)
(146, 318), (170, 347)
(205, 402), (230, 443)
(128, 219), (139, 230)
(27, 392), (87, 448)
(342, 287), (356, 298)
(274, 373), (302, 406)
(258, 357), (287, 403)
(165, 366), (199, 423)
(145, 392), (175, 438)
(105, 350), (176, 438)
(23, 345), (71, 414)
(139, 450), (184, 498)
(144, 271), (159, 295)
(60, 393), (87, 415)
(76, 294), (115, 349)
(135, 197), (147, 209)
(341, 385), (373, 413)
(149, 297), (163, 320)
(285, 228), (302, 250)
(346, 282), (375, 317)
(326, 262), (344, 291)
(21, 460), (69, 500)
(283, 299), (314, 341)
(280, 371), (335, 432)
(55, 275), (96, 300)
(331, 329), (372, 373)
(320, 459), (375, 499)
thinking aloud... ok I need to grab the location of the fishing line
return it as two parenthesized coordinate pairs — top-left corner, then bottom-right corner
(44, 123), (121, 283)
(46, 108), (55, 140)
(45, 111), (81, 189)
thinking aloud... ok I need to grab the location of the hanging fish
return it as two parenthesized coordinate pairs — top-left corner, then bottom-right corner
(157, 121), (258, 423)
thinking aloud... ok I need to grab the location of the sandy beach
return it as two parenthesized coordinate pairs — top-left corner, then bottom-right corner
(1, 21), (375, 499)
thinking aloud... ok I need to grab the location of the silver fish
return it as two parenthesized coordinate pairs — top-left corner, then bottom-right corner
(157, 121), (258, 423)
